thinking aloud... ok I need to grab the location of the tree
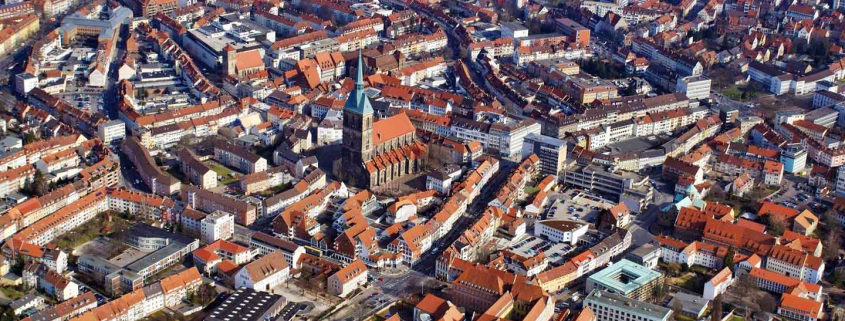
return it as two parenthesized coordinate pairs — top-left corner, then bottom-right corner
(31, 171), (47, 197)
(23, 131), (38, 144)
(732, 273), (757, 298)
(824, 229), (841, 261)
(723, 247), (735, 271)
(823, 210), (842, 260)
(711, 294), (723, 321)
(218, 128), (238, 140)
(651, 277), (668, 303)
(666, 263), (682, 277)
(757, 294), (777, 312)
(671, 299), (683, 320)
(833, 270), (845, 287)
(761, 214), (785, 236)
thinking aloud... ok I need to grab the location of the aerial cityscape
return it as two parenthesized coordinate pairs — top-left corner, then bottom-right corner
(0, 0), (842, 320)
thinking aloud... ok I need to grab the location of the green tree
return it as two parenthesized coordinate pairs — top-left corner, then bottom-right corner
(23, 132), (37, 144)
(723, 247), (735, 271)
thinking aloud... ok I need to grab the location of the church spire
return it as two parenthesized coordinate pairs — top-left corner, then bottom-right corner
(343, 50), (374, 115)
(356, 50), (364, 91)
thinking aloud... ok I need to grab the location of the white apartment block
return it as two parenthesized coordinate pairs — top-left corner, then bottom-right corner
(201, 211), (234, 244)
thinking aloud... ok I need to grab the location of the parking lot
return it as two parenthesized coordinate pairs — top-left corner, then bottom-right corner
(768, 185), (827, 214)
(508, 234), (576, 265)
(544, 188), (615, 223)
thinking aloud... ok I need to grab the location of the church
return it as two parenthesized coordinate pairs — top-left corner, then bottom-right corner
(335, 53), (428, 188)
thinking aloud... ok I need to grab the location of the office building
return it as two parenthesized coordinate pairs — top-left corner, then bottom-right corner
(534, 220), (588, 244)
(676, 75), (711, 100)
(584, 290), (672, 321)
(523, 133), (567, 177)
(562, 162), (653, 212)
(586, 259), (663, 301)
(98, 120), (126, 144)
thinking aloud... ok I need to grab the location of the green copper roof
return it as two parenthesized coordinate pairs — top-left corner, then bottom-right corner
(344, 51), (374, 115)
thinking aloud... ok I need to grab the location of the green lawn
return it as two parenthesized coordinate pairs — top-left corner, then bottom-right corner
(211, 164), (233, 176)
(715, 83), (761, 102)
(0, 286), (25, 300)
(524, 186), (540, 195)
(260, 183), (293, 197)
(208, 163), (239, 185)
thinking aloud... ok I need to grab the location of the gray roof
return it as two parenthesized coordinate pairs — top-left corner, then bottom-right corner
(669, 292), (709, 315)
(585, 289), (672, 320)
(144, 282), (163, 297)
(629, 243), (660, 258)
(206, 288), (286, 321)
(9, 293), (40, 310)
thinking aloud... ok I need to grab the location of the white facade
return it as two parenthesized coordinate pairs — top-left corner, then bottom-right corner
(676, 76), (711, 100)
(233, 264), (290, 292)
(16, 73), (38, 95)
(98, 120), (126, 144)
(534, 220), (588, 244)
(703, 268), (733, 300)
(201, 211), (234, 244)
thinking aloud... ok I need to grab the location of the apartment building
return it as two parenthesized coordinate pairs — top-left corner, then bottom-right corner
(107, 188), (175, 222)
(562, 77), (619, 105)
(182, 185), (257, 226)
(328, 259), (368, 297)
(555, 18), (590, 47)
(192, 239), (254, 274)
(249, 232), (305, 267)
(213, 138), (268, 174)
(122, 137), (181, 196)
(98, 119), (126, 144)
(178, 148), (217, 190)
(201, 211), (235, 244)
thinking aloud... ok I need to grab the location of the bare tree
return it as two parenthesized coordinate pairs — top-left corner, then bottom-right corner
(671, 299), (684, 320)
(732, 273), (756, 298)
(711, 294), (723, 321)
(757, 294), (777, 312)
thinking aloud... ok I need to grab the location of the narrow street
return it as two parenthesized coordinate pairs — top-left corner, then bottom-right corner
(412, 160), (516, 276)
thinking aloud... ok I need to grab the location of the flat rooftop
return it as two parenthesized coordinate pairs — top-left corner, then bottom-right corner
(206, 287), (285, 321)
(585, 289), (671, 320)
(588, 259), (661, 295)
(508, 234), (575, 265)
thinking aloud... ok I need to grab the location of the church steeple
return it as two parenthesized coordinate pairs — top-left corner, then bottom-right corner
(356, 51), (365, 91)
(344, 50), (374, 115)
